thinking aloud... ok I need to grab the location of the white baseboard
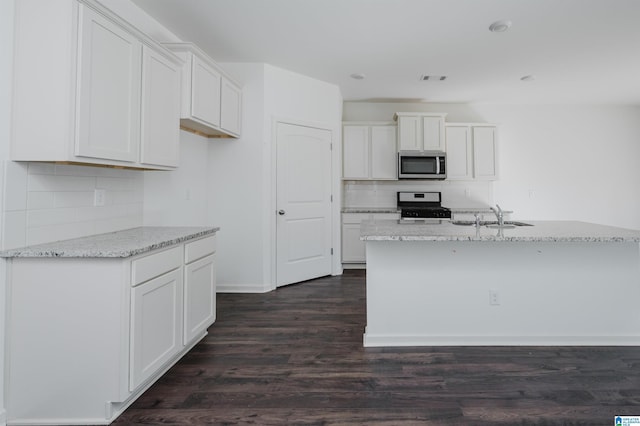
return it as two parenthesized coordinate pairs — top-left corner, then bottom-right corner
(363, 333), (640, 347)
(342, 263), (365, 270)
(217, 283), (272, 293)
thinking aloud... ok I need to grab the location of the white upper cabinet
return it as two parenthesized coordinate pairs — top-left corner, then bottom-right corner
(370, 126), (397, 179)
(75, 5), (141, 163)
(220, 77), (243, 136)
(11, 0), (182, 170)
(422, 115), (445, 151)
(140, 46), (181, 168)
(343, 123), (397, 180)
(164, 43), (243, 138)
(397, 116), (421, 151)
(395, 113), (446, 152)
(445, 123), (498, 181)
(473, 126), (499, 180)
(343, 126), (369, 179)
(190, 55), (222, 128)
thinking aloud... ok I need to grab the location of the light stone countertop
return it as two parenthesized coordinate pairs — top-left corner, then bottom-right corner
(342, 207), (512, 215)
(450, 207), (512, 214)
(342, 207), (400, 214)
(0, 226), (219, 258)
(361, 219), (640, 242)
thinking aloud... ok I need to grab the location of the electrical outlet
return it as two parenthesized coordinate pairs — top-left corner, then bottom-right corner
(489, 289), (500, 306)
(94, 189), (105, 207)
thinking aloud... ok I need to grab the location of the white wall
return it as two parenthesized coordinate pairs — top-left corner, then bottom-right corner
(475, 104), (640, 229)
(263, 64), (344, 284)
(207, 63), (343, 292)
(344, 102), (640, 230)
(204, 63), (267, 292)
(0, 0), (15, 421)
(143, 130), (209, 226)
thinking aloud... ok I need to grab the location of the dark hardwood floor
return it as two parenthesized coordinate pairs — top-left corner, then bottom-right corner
(115, 270), (640, 425)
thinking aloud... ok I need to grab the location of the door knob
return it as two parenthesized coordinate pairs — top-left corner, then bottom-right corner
(278, 210), (286, 215)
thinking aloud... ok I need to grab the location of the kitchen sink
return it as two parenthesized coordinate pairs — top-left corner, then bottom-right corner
(451, 220), (533, 227)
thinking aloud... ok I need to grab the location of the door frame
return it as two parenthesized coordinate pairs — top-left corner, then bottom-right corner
(270, 117), (343, 290)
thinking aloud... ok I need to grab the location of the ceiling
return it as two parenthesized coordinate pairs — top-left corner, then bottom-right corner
(131, 0), (640, 105)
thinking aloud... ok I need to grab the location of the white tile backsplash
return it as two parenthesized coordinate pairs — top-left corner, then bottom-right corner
(53, 191), (94, 208)
(1, 161), (144, 249)
(2, 210), (26, 249)
(27, 174), (96, 192)
(26, 192), (54, 210)
(3, 162), (27, 211)
(343, 180), (494, 209)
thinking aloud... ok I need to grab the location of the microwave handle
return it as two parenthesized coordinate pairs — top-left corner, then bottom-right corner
(436, 157), (441, 175)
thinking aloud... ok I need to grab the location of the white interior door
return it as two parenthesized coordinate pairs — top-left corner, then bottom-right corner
(276, 122), (332, 287)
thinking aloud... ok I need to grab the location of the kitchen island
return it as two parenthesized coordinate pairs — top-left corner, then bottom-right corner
(361, 220), (640, 347)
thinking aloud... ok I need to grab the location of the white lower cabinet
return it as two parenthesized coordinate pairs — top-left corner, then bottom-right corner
(184, 253), (217, 344)
(342, 212), (399, 264)
(5, 234), (217, 425)
(130, 268), (184, 391)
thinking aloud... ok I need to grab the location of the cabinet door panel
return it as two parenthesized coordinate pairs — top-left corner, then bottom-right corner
(76, 5), (141, 162)
(191, 56), (221, 127)
(398, 116), (421, 151)
(370, 126), (397, 179)
(445, 126), (472, 180)
(473, 127), (498, 180)
(343, 126), (369, 179)
(140, 46), (180, 167)
(184, 254), (216, 344)
(220, 78), (242, 136)
(130, 269), (183, 391)
(342, 223), (366, 262)
(422, 116), (444, 151)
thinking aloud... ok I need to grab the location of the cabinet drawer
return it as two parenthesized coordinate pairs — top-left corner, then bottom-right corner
(131, 246), (182, 287)
(184, 235), (217, 264)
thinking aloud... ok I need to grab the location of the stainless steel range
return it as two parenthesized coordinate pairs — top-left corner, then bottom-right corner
(397, 191), (451, 221)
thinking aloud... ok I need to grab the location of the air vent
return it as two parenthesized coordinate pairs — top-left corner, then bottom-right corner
(420, 75), (447, 81)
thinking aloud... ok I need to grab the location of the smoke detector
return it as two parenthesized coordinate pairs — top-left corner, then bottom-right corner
(489, 20), (512, 33)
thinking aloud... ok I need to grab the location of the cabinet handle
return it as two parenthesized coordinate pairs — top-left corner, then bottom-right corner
(278, 210), (286, 216)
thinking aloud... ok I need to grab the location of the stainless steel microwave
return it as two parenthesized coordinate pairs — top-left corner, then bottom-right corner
(398, 151), (446, 179)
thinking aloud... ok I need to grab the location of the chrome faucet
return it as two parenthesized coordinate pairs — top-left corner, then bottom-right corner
(474, 213), (481, 228)
(490, 204), (504, 227)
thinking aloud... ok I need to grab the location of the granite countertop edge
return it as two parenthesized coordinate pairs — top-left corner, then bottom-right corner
(341, 207), (512, 214)
(342, 207), (400, 214)
(0, 226), (220, 258)
(359, 220), (640, 243)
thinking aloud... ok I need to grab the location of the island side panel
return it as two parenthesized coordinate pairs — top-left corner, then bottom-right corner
(364, 240), (640, 346)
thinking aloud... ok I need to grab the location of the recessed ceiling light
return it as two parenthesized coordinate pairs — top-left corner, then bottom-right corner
(520, 75), (536, 82)
(350, 73), (366, 80)
(489, 20), (512, 33)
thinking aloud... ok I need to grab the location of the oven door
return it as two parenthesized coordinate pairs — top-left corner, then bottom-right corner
(398, 152), (446, 179)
